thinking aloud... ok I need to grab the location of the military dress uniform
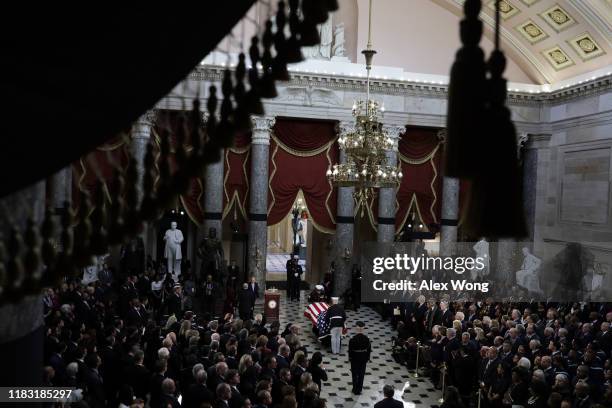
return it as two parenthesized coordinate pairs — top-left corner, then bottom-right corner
(348, 322), (371, 395)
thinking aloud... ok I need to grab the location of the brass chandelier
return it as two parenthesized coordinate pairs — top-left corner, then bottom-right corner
(326, 0), (401, 212)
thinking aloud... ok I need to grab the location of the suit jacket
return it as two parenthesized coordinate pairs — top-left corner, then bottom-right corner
(126, 307), (144, 328)
(125, 363), (149, 399)
(160, 393), (181, 408)
(248, 282), (260, 299)
(183, 383), (214, 408)
(374, 398), (404, 408)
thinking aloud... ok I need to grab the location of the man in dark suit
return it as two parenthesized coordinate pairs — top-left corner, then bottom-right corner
(479, 347), (500, 390)
(125, 350), (149, 400)
(272, 368), (291, 403)
(374, 385), (403, 408)
(275, 345), (291, 372)
(83, 353), (105, 408)
(125, 297), (145, 328)
(439, 300), (453, 328)
(227, 260), (240, 290)
(149, 360), (167, 408)
(248, 276), (260, 302)
(160, 378), (180, 408)
(238, 283), (253, 320)
(424, 299), (442, 336)
(183, 369), (214, 408)
(165, 284), (183, 317)
(203, 274), (218, 316)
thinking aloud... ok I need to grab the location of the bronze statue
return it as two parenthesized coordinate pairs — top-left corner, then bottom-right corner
(197, 227), (225, 284)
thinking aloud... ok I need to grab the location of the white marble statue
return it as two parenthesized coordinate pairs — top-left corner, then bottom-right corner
(331, 22), (346, 57)
(516, 247), (542, 293)
(293, 218), (305, 246)
(302, 14), (333, 59)
(164, 221), (184, 278)
(472, 238), (490, 279)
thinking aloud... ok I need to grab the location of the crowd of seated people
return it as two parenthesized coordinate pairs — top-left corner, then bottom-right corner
(42, 263), (329, 408)
(390, 295), (612, 407)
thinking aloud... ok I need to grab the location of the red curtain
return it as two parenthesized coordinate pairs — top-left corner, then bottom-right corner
(267, 118), (338, 233)
(72, 135), (130, 211)
(396, 127), (443, 233)
(223, 132), (251, 221)
(153, 111), (205, 225)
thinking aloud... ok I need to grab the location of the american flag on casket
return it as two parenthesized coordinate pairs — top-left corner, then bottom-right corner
(304, 302), (331, 338)
(304, 302), (348, 339)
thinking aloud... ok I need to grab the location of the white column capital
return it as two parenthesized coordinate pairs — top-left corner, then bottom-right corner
(338, 121), (355, 136)
(132, 110), (157, 140)
(251, 116), (276, 145)
(383, 124), (405, 151)
(522, 133), (552, 150)
(436, 128), (447, 143)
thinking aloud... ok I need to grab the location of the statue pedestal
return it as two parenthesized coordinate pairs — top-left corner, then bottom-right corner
(264, 290), (280, 323)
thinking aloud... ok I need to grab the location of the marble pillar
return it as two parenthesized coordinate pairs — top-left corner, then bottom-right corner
(377, 125), (403, 243)
(495, 238), (517, 280)
(439, 177), (460, 257)
(131, 111), (155, 204)
(49, 167), (72, 211)
(202, 148), (225, 237)
(0, 182), (45, 386)
(248, 116), (275, 292)
(521, 134), (551, 243)
(131, 111), (156, 260)
(334, 122), (355, 298)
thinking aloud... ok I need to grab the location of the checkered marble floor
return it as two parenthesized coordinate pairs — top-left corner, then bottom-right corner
(266, 253), (307, 281)
(264, 292), (443, 407)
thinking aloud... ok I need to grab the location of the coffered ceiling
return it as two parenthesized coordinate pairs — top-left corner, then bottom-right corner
(433, 0), (612, 83)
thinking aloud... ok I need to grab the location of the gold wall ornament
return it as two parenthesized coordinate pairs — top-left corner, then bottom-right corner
(567, 32), (606, 61)
(516, 20), (548, 44)
(487, 0), (520, 19)
(541, 45), (575, 70)
(540, 4), (576, 32)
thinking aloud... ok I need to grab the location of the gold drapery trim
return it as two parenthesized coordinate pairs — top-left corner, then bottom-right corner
(96, 134), (128, 151)
(399, 143), (440, 165)
(323, 143), (336, 230)
(267, 142), (280, 216)
(396, 194), (427, 234)
(180, 178), (204, 226)
(429, 154), (439, 224)
(271, 133), (338, 157)
(229, 145), (250, 155)
(223, 147), (250, 221)
(268, 139), (336, 234)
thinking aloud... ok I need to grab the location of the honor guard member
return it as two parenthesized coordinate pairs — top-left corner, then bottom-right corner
(348, 321), (371, 395)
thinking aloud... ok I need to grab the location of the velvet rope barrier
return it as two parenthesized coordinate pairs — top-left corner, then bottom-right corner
(223, 132), (251, 221)
(267, 118), (338, 233)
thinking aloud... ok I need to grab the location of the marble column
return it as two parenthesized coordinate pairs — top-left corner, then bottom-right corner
(377, 125), (403, 243)
(334, 122), (355, 297)
(131, 110), (156, 260)
(521, 134), (551, 242)
(202, 148), (225, 237)
(440, 177), (460, 256)
(49, 167), (72, 211)
(131, 111), (156, 204)
(248, 116), (275, 292)
(0, 182), (45, 386)
(495, 239), (517, 280)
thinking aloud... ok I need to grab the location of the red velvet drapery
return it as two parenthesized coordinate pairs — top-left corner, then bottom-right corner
(396, 127), (443, 233)
(223, 132), (251, 221)
(72, 135), (130, 211)
(267, 118), (338, 233)
(153, 111), (204, 225)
